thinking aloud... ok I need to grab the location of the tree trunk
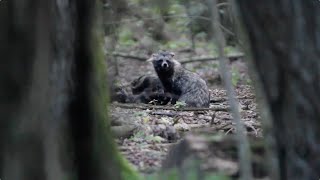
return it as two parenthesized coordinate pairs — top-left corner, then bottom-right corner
(0, 1), (138, 180)
(237, 1), (320, 179)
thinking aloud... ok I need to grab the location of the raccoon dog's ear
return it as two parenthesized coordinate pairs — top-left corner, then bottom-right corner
(146, 53), (157, 62)
(169, 52), (175, 57)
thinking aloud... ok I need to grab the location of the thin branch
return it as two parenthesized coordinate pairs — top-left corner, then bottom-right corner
(210, 0), (253, 179)
(110, 52), (147, 61)
(112, 102), (229, 112)
(180, 53), (244, 64)
(109, 51), (244, 64)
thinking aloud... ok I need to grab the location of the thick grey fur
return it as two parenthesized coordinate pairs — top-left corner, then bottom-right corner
(148, 50), (210, 107)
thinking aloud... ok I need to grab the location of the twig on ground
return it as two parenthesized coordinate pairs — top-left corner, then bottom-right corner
(244, 121), (259, 136)
(112, 102), (229, 112)
(225, 127), (235, 135)
(210, 95), (255, 103)
(119, 143), (176, 152)
(149, 111), (180, 117)
(210, 98), (227, 103)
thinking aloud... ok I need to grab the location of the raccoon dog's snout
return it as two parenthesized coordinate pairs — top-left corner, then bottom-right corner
(161, 61), (169, 68)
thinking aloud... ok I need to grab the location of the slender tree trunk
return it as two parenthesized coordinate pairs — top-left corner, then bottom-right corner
(237, 1), (320, 179)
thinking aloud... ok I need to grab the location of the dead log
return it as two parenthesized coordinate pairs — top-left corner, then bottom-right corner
(112, 102), (230, 112)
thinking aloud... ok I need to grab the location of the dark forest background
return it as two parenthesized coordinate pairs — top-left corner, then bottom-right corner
(0, 0), (319, 180)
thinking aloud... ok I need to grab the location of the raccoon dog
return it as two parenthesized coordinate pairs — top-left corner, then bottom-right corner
(147, 51), (210, 107)
(112, 75), (170, 105)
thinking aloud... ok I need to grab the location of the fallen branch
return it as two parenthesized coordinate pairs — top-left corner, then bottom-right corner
(109, 51), (245, 64)
(112, 102), (229, 112)
(210, 97), (227, 103)
(210, 95), (255, 103)
(149, 111), (180, 117)
(110, 52), (147, 61)
(180, 53), (244, 64)
(119, 143), (176, 152)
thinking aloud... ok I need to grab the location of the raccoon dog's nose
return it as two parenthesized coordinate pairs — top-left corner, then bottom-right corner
(162, 62), (168, 68)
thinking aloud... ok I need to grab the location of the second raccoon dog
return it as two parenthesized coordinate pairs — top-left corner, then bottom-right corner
(147, 51), (210, 107)
(131, 75), (162, 95)
(112, 74), (171, 105)
(130, 75), (171, 105)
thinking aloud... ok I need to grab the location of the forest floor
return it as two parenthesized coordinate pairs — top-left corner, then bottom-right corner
(108, 47), (264, 178)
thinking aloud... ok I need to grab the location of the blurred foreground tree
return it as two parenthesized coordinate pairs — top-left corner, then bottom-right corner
(0, 0), (138, 180)
(237, 1), (320, 179)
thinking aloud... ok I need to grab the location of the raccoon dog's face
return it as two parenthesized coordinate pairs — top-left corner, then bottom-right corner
(147, 51), (175, 72)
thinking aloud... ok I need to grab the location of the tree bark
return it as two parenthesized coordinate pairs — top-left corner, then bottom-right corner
(0, 1), (138, 180)
(237, 1), (320, 179)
